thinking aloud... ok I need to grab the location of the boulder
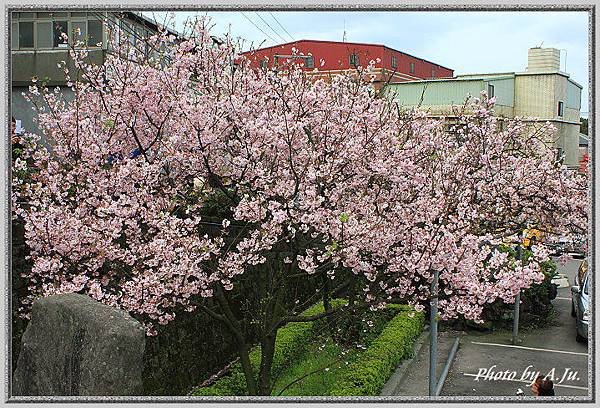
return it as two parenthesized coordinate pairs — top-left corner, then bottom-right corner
(13, 293), (145, 396)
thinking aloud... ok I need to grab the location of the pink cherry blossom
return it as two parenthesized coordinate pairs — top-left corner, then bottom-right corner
(13, 18), (588, 337)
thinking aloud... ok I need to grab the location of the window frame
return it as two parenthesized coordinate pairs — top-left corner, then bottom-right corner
(349, 53), (359, 67)
(409, 62), (415, 74)
(488, 83), (495, 98)
(391, 55), (397, 69)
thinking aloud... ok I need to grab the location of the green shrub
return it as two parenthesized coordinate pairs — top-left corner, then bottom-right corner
(192, 299), (347, 396)
(329, 308), (424, 396)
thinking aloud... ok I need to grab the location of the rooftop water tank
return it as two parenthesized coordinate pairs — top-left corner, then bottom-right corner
(527, 47), (561, 72)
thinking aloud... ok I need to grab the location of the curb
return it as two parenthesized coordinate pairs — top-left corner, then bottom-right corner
(379, 327), (430, 396)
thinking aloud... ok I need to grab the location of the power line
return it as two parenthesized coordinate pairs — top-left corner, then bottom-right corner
(268, 12), (294, 42)
(252, 12), (287, 44)
(239, 12), (277, 45)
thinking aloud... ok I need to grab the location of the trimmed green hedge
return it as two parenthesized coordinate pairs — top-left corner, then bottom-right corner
(192, 299), (347, 396)
(329, 308), (424, 396)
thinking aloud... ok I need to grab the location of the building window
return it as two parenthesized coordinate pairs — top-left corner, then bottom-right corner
(391, 55), (397, 69)
(556, 147), (564, 162)
(53, 20), (69, 47)
(431, 68), (436, 79)
(259, 59), (267, 69)
(488, 84), (495, 98)
(18, 21), (34, 48)
(72, 20), (87, 44)
(36, 21), (53, 48)
(558, 101), (564, 117)
(305, 56), (314, 68)
(409, 62), (415, 74)
(88, 20), (103, 46)
(349, 53), (359, 67)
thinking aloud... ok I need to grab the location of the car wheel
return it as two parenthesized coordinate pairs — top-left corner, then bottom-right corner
(571, 301), (576, 317)
(576, 332), (586, 343)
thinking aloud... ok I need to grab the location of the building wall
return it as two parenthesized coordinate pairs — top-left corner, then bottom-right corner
(242, 40), (453, 80)
(486, 77), (514, 108)
(566, 80), (582, 111)
(385, 78), (516, 118)
(381, 46), (453, 79)
(554, 122), (580, 167)
(385, 79), (485, 107)
(12, 49), (106, 86)
(579, 143), (589, 164)
(554, 77), (582, 123)
(514, 73), (558, 119)
(384, 70), (582, 166)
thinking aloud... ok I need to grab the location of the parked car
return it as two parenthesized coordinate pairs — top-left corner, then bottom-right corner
(571, 260), (590, 343)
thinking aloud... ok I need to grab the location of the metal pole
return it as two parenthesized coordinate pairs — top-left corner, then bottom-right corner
(434, 337), (460, 396)
(429, 269), (439, 396)
(512, 245), (522, 345)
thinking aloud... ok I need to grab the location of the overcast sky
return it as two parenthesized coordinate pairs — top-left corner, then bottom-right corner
(143, 10), (590, 117)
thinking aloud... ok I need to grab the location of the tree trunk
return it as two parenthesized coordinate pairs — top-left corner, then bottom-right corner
(213, 286), (259, 395)
(258, 334), (277, 395)
(237, 342), (259, 395)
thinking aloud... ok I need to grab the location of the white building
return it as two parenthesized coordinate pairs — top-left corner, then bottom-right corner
(384, 47), (584, 167)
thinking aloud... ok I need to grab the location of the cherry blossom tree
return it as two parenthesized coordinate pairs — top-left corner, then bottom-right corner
(12, 18), (588, 395)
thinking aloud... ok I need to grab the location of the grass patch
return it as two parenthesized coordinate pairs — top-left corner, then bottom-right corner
(272, 337), (361, 396)
(191, 302), (423, 396)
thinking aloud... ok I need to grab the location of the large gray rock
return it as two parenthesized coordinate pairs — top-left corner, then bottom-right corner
(13, 293), (145, 396)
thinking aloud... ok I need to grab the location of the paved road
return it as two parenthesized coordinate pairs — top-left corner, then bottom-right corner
(389, 257), (590, 397)
(441, 257), (589, 397)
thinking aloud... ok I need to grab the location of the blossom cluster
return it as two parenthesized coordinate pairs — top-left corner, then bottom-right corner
(13, 18), (588, 333)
